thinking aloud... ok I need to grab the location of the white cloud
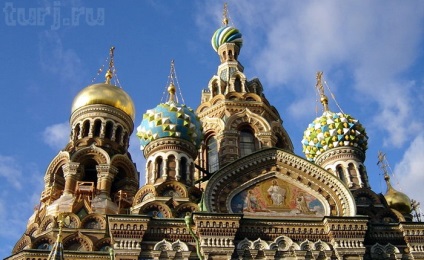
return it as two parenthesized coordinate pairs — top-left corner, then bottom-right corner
(38, 30), (85, 87)
(0, 158), (43, 256)
(395, 134), (424, 208)
(0, 156), (23, 189)
(42, 122), (69, 150)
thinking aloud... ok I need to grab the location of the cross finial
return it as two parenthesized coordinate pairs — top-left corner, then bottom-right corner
(222, 3), (229, 26)
(105, 46), (115, 84)
(316, 71), (329, 112)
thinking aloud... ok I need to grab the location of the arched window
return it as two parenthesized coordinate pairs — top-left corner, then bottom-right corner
(74, 124), (80, 141)
(337, 165), (345, 183)
(94, 119), (102, 137)
(82, 120), (90, 137)
(180, 157), (187, 182)
(105, 121), (113, 139)
(239, 129), (255, 157)
(234, 76), (242, 92)
(156, 157), (163, 178)
(82, 159), (98, 187)
(207, 137), (219, 173)
(115, 126), (122, 144)
(212, 82), (218, 96)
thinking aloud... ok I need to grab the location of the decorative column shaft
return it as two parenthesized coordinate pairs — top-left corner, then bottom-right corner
(96, 164), (118, 198)
(62, 162), (80, 195)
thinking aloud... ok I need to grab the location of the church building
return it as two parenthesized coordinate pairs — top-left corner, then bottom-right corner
(7, 5), (424, 260)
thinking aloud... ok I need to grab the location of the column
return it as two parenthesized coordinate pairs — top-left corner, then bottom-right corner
(96, 164), (118, 199)
(62, 162), (80, 195)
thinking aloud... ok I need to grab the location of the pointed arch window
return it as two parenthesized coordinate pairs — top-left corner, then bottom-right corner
(239, 129), (255, 157)
(207, 136), (219, 173)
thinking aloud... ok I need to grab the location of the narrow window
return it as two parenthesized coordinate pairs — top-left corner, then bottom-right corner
(94, 119), (101, 137)
(180, 157), (187, 182)
(239, 130), (255, 157)
(337, 165), (345, 183)
(156, 157), (163, 178)
(83, 120), (90, 137)
(115, 126), (122, 144)
(74, 124), (80, 141)
(207, 137), (219, 173)
(105, 121), (113, 139)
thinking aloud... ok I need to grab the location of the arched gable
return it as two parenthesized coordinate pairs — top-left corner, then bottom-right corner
(110, 154), (139, 182)
(204, 148), (356, 217)
(71, 144), (110, 164)
(225, 108), (271, 133)
(201, 116), (225, 134)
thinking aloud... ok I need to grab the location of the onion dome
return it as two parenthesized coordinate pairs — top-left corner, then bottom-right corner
(211, 25), (243, 52)
(71, 47), (135, 120)
(301, 111), (368, 162)
(71, 83), (135, 120)
(137, 83), (203, 150)
(301, 72), (368, 162)
(384, 174), (412, 215)
(211, 3), (242, 52)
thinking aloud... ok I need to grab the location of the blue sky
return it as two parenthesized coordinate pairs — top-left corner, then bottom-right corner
(1, 0), (424, 257)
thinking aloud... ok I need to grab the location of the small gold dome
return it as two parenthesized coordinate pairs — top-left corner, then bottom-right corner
(71, 83), (135, 120)
(384, 175), (412, 215)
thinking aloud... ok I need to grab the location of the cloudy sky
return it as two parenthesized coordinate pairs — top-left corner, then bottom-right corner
(1, 0), (423, 257)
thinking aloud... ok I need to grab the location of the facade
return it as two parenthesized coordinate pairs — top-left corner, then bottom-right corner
(7, 10), (424, 260)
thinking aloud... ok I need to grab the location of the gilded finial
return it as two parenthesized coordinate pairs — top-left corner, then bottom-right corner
(316, 71), (329, 112)
(167, 60), (177, 103)
(222, 3), (229, 26)
(105, 46), (115, 84)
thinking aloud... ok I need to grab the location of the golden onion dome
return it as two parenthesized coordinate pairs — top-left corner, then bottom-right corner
(384, 175), (412, 215)
(71, 83), (135, 120)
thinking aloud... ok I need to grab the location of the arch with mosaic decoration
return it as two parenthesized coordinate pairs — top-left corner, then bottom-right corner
(204, 148), (356, 217)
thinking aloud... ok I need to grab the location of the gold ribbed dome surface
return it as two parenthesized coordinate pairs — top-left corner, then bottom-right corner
(71, 83), (135, 120)
(384, 176), (412, 215)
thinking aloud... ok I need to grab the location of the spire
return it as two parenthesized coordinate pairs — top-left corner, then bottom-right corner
(377, 151), (391, 186)
(105, 46), (115, 84)
(316, 71), (329, 112)
(222, 3), (229, 26)
(163, 60), (185, 104)
(168, 60), (177, 103)
(47, 214), (68, 260)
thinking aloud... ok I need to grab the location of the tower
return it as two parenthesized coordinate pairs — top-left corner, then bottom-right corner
(12, 48), (139, 255)
(197, 6), (293, 178)
(133, 60), (203, 218)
